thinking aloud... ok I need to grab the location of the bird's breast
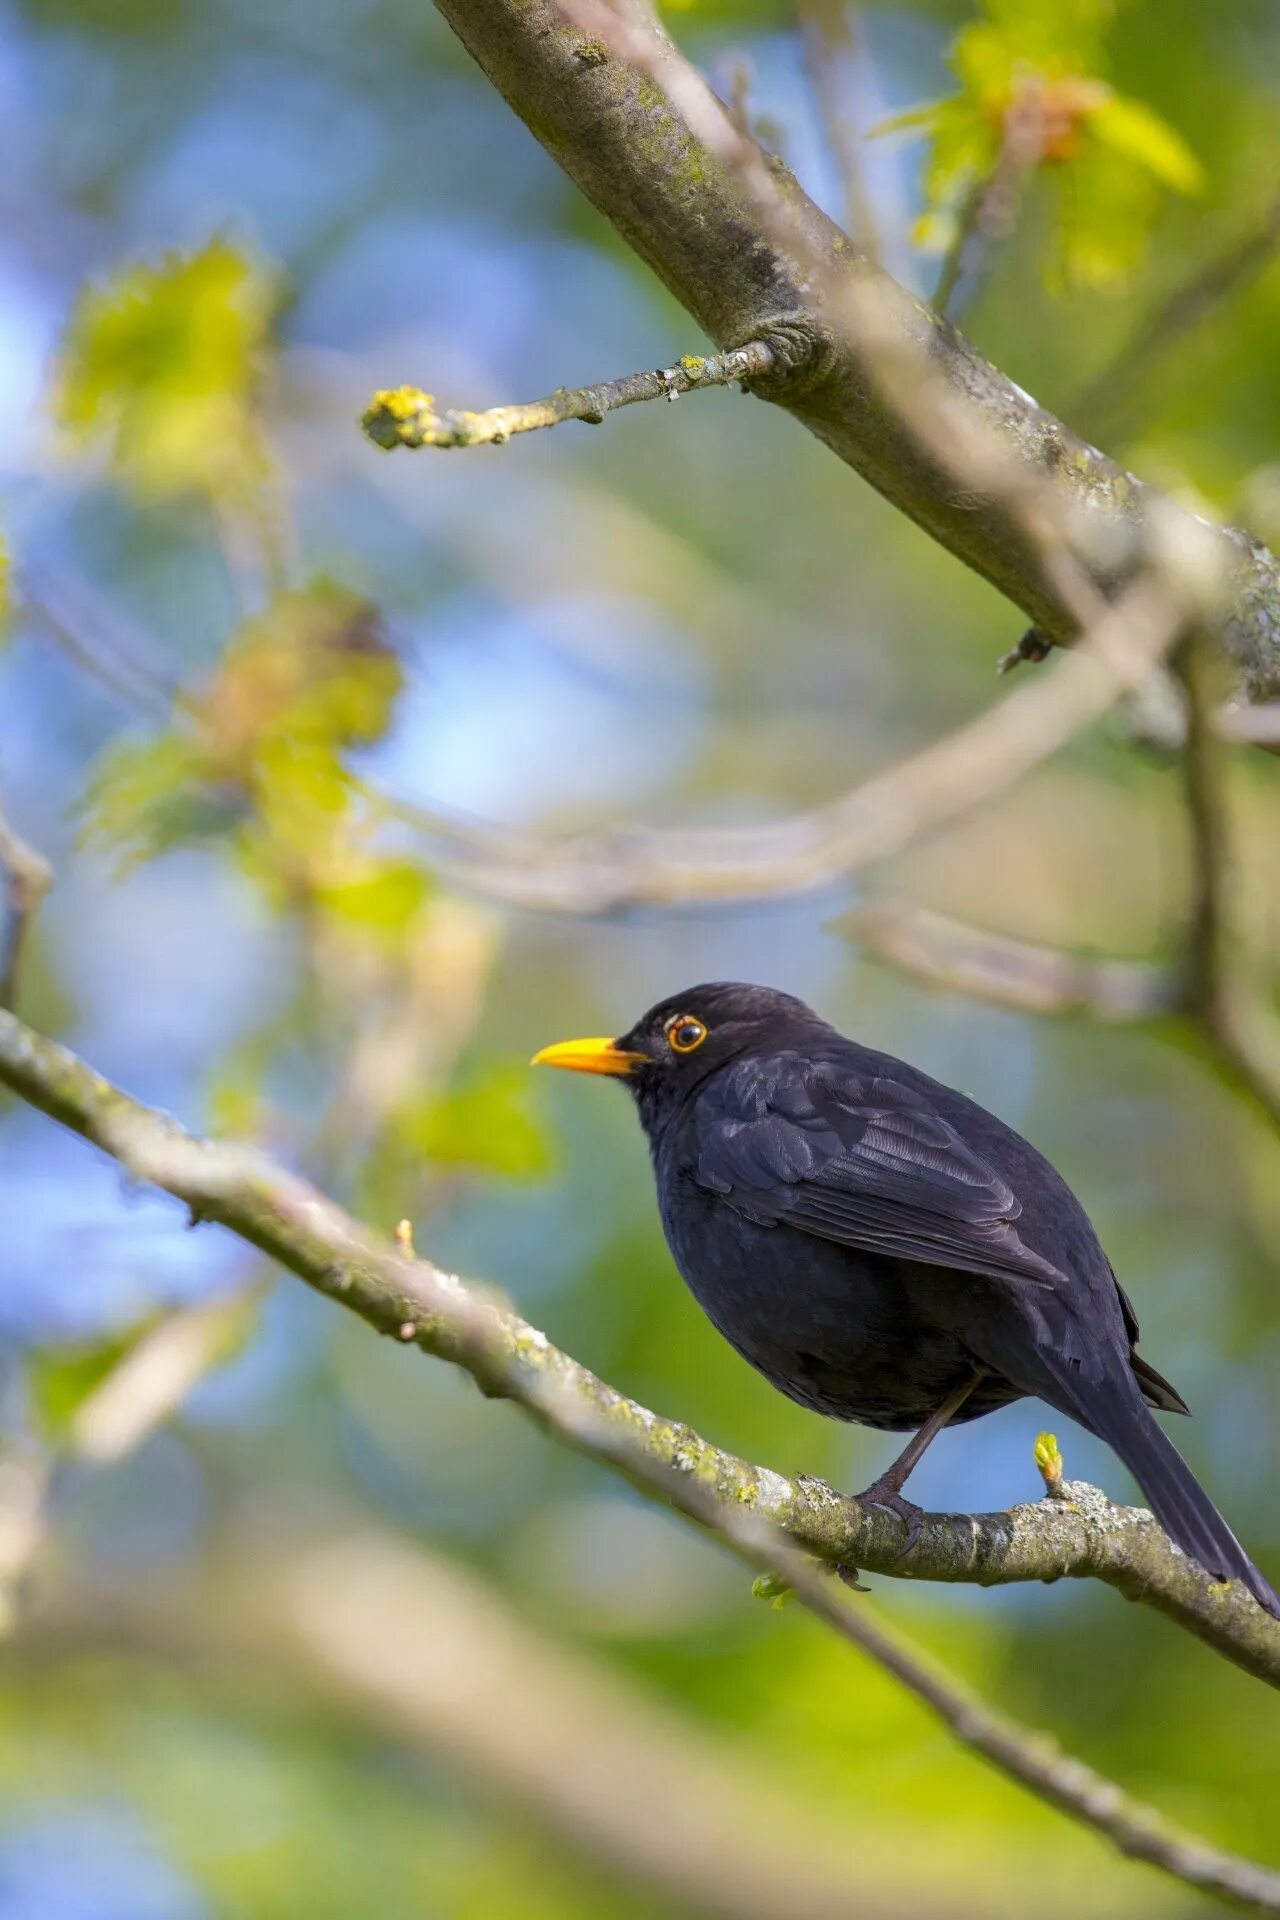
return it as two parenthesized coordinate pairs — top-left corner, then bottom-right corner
(653, 1160), (1004, 1427)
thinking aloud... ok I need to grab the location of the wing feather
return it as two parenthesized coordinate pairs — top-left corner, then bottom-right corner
(690, 1054), (1064, 1290)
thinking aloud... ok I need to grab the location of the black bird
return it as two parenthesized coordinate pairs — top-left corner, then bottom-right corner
(534, 980), (1279, 1617)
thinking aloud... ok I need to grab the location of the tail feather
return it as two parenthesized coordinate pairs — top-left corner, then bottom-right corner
(1130, 1350), (1191, 1417)
(1064, 1373), (1279, 1619)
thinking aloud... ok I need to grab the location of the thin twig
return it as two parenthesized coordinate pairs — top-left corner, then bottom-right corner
(26, 563), (1190, 916)
(837, 652), (1280, 1140)
(361, 565), (1191, 910)
(0, 801), (51, 1010)
(37, 567), (1280, 929)
(1179, 639), (1232, 1025)
(842, 899), (1176, 1021)
(362, 342), (776, 451)
(1074, 191), (1280, 443)
(1, 1007), (1279, 1907)
(1177, 641), (1280, 1134)
(931, 172), (995, 317)
(796, 0), (880, 259)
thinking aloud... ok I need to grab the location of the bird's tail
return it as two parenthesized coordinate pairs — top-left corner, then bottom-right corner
(1067, 1373), (1279, 1619)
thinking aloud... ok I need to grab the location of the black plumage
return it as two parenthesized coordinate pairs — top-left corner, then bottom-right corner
(534, 980), (1279, 1618)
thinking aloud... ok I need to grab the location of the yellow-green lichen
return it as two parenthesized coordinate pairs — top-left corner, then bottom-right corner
(362, 386), (435, 450)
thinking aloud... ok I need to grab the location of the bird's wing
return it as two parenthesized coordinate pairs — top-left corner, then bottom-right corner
(689, 1053), (1066, 1290)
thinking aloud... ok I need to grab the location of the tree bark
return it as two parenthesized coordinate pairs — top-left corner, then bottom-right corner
(431, 0), (1280, 695)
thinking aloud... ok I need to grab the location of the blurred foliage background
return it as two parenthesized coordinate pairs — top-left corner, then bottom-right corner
(2, 0), (1280, 1914)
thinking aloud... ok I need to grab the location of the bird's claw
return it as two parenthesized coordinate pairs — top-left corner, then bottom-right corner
(856, 1481), (926, 1559)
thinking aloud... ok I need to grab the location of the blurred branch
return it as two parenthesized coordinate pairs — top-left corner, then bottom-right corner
(361, 342), (776, 451)
(1074, 191), (1280, 444)
(69, 1290), (258, 1465)
(0, 1289), (255, 1636)
(1220, 701), (1280, 749)
(0, 1441), (50, 1637)
(842, 899), (1176, 1021)
(427, 0), (1280, 695)
(366, 564), (1190, 911)
(796, 0), (880, 259)
(22, 1539), (962, 1920)
(837, 644), (1280, 1141)
(37, 562), (1280, 933)
(2, 1005), (1279, 1678)
(1180, 640), (1232, 1029)
(2, 1014), (1279, 1903)
(0, 801), (51, 1010)
(1177, 642), (1280, 1134)
(29, 559), (1198, 916)
(930, 173), (991, 318)
(930, 143), (1030, 321)
(32, 1528), (1280, 1920)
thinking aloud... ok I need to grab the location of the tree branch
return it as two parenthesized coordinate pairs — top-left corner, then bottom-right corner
(1074, 191), (1280, 445)
(1, 1004), (1278, 1685)
(20, 1532), (1017, 1920)
(795, 0), (881, 261)
(425, 0), (1280, 695)
(362, 341), (775, 449)
(1177, 641), (1280, 1135)
(0, 800), (51, 1010)
(3, 1006), (1279, 1905)
(841, 899), (1176, 1022)
(365, 563), (1190, 911)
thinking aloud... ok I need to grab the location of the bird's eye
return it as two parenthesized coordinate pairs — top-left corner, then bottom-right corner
(667, 1016), (707, 1054)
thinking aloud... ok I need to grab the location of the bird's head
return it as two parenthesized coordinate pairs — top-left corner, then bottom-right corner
(532, 981), (826, 1130)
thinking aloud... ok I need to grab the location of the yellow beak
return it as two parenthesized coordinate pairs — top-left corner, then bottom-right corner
(530, 1036), (644, 1077)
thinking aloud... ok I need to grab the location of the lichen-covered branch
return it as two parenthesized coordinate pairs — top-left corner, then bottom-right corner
(362, 342), (775, 449)
(1, 1004), (1278, 1690)
(0, 801), (51, 1009)
(430, 0), (1280, 696)
(3, 1007), (1280, 1905)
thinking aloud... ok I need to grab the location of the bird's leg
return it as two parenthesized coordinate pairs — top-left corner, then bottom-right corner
(855, 1371), (983, 1556)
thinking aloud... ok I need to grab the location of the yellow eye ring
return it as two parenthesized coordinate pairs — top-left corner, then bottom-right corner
(667, 1016), (707, 1054)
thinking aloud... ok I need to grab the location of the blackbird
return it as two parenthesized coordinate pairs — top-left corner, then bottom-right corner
(535, 980), (1279, 1617)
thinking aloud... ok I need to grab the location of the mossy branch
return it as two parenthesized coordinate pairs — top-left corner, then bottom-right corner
(362, 342), (775, 450)
(1, 1002), (1278, 1683)
(428, 0), (1280, 698)
(3, 1005), (1280, 1904)
(0, 802), (51, 1011)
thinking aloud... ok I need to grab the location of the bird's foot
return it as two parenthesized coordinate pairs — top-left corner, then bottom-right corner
(855, 1479), (926, 1558)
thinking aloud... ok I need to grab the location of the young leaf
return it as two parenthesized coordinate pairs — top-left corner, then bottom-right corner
(400, 1067), (553, 1179)
(55, 239), (279, 506)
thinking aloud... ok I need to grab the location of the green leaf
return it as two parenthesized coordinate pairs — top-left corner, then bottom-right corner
(401, 1067), (553, 1180)
(1087, 92), (1204, 194)
(78, 581), (397, 885)
(313, 859), (433, 944)
(80, 732), (235, 870)
(27, 1328), (149, 1441)
(882, 0), (1200, 288)
(54, 238), (279, 505)
(205, 1042), (268, 1140)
